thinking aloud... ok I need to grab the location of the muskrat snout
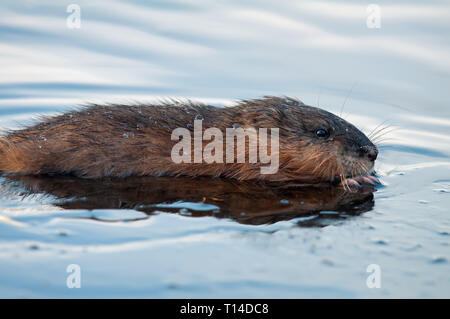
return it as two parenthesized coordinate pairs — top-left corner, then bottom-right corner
(359, 145), (378, 162)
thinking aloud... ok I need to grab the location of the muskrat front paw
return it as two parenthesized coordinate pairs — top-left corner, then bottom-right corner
(343, 175), (380, 188)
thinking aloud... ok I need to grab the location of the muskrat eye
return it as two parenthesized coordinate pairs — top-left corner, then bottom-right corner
(315, 129), (329, 138)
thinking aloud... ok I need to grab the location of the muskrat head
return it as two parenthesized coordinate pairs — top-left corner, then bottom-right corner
(258, 97), (378, 184)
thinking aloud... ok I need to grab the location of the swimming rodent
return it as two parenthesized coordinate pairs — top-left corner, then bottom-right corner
(0, 96), (378, 187)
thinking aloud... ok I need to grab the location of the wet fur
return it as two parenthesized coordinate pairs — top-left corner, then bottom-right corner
(0, 96), (376, 183)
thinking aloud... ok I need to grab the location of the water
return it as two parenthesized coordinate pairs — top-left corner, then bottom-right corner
(0, 0), (449, 298)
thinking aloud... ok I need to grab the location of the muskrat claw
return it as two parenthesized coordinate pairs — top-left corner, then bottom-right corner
(343, 175), (380, 187)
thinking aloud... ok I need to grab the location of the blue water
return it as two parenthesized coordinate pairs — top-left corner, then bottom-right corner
(0, 0), (449, 298)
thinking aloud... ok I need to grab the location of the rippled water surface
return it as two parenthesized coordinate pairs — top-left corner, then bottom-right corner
(0, 0), (449, 298)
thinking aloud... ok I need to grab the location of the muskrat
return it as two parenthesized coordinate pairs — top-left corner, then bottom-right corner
(0, 96), (378, 187)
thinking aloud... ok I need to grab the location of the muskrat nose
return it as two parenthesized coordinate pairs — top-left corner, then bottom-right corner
(368, 150), (378, 161)
(359, 146), (378, 161)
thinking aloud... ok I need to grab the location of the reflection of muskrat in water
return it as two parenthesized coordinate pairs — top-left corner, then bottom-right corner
(0, 96), (378, 187)
(1, 175), (375, 226)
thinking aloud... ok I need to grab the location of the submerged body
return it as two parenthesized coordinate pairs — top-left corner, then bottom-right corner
(0, 97), (378, 186)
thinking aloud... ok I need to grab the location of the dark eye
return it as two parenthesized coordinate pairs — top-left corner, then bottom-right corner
(316, 129), (329, 138)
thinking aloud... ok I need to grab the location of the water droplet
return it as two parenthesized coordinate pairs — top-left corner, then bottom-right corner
(123, 132), (134, 138)
(284, 98), (299, 106)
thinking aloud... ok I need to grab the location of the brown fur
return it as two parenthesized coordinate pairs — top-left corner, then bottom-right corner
(0, 96), (377, 183)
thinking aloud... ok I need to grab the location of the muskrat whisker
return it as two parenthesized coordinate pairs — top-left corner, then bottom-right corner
(372, 137), (397, 145)
(339, 82), (357, 118)
(368, 124), (392, 140)
(370, 126), (398, 142)
(317, 87), (322, 108)
(372, 128), (398, 141)
(340, 174), (351, 191)
(357, 162), (368, 176)
(319, 155), (340, 181)
(367, 120), (390, 139)
(351, 166), (357, 179)
(332, 160), (342, 182)
(372, 136), (398, 144)
(372, 136), (398, 146)
(312, 154), (332, 175)
(333, 158), (343, 181)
